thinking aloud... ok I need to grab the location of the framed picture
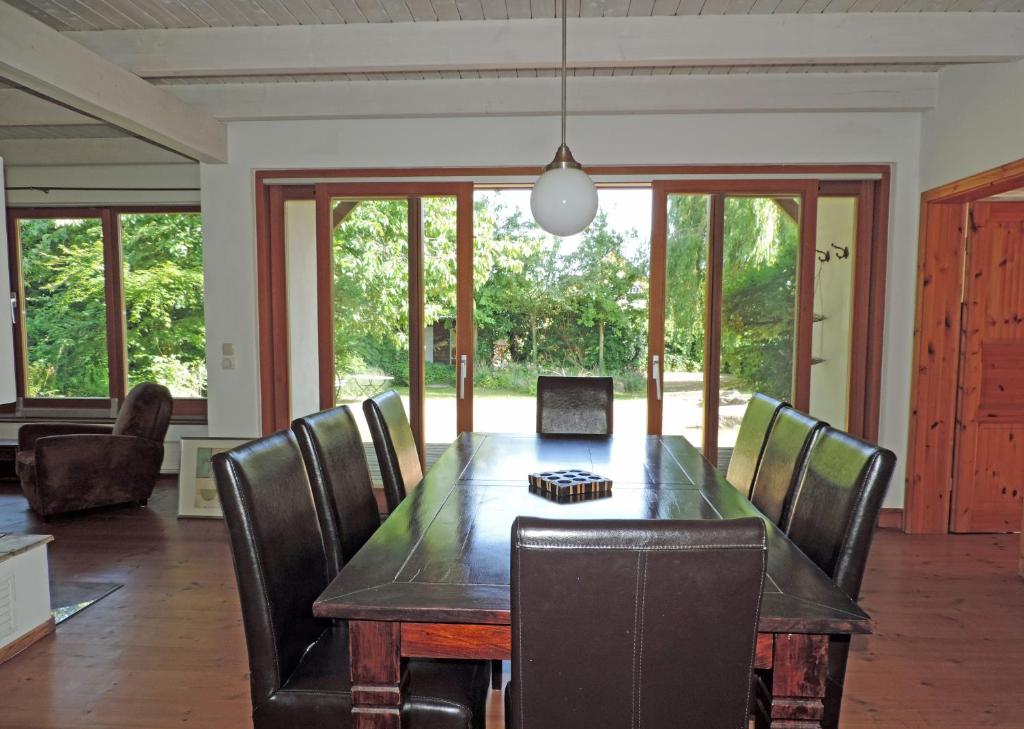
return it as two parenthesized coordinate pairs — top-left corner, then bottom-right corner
(177, 437), (251, 518)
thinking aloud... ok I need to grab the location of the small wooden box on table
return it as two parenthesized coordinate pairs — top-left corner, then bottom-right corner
(315, 433), (870, 729)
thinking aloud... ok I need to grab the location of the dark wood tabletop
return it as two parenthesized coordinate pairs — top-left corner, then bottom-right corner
(314, 432), (870, 636)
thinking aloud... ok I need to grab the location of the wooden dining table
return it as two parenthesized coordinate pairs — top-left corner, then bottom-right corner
(313, 433), (871, 729)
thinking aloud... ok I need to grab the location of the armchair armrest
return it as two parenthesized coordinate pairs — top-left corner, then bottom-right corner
(18, 422), (115, 451)
(34, 434), (165, 508)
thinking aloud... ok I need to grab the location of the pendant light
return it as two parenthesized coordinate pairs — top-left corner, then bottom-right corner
(530, 0), (598, 238)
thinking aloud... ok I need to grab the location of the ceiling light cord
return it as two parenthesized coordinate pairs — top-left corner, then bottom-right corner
(561, 0), (567, 148)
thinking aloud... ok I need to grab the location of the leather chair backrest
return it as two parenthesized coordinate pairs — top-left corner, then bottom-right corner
(749, 407), (827, 527)
(363, 390), (423, 513)
(511, 516), (766, 729)
(784, 427), (896, 601)
(112, 382), (172, 441)
(212, 431), (330, 706)
(535, 375), (614, 435)
(292, 405), (381, 578)
(726, 392), (788, 496)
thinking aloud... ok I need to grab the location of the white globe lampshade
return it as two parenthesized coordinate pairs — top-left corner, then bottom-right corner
(530, 166), (599, 237)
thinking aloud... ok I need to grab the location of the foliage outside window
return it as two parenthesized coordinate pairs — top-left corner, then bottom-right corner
(12, 209), (207, 403)
(121, 213), (207, 397)
(18, 218), (110, 397)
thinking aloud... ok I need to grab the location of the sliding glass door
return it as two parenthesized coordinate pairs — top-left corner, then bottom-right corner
(313, 184), (473, 461)
(651, 182), (817, 465)
(471, 187), (651, 434)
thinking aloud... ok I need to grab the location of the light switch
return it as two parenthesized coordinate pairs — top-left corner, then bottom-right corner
(222, 342), (235, 356)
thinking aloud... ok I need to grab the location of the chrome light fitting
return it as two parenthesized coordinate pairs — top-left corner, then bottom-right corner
(530, 0), (598, 238)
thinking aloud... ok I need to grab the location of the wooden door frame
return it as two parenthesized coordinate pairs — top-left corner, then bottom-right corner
(905, 158), (1024, 534)
(255, 164), (890, 443)
(650, 179), (819, 462)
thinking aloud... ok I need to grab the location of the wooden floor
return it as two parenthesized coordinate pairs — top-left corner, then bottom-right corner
(0, 477), (1021, 729)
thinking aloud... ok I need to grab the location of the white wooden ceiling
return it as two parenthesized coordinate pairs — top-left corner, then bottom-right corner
(4, 0), (1022, 30)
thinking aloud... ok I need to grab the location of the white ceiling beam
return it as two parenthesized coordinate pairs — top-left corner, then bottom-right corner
(0, 138), (193, 166)
(166, 73), (938, 120)
(66, 14), (1024, 78)
(0, 3), (226, 162)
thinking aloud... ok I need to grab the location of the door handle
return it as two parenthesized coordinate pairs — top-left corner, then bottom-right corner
(459, 354), (468, 400)
(652, 355), (662, 402)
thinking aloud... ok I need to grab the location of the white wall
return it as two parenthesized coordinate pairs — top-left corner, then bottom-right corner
(809, 197), (856, 429)
(920, 59), (1024, 192)
(200, 112), (921, 506)
(285, 200), (320, 419)
(4, 163), (199, 207)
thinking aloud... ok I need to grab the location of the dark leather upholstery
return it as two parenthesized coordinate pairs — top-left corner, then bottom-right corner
(16, 382), (171, 517)
(291, 405), (381, 578)
(726, 392), (788, 496)
(535, 375), (613, 435)
(213, 431), (490, 729)
(363, 390), (423, 513)
(783, 427), (896, 729)
(509, 516), (767, 729)
(748, 407), (826, 527)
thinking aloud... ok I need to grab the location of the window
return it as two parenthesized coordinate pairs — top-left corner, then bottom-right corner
(7, 207), (206, 414)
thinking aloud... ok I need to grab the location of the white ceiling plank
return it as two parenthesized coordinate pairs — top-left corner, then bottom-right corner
(846, 0), (882, 10)
(67, 13), (1024, 76)
(302, 0), (345, 22)
(166, 70), (938, 119)
(277, 0), (322, 22)
(380, 0), (416, 20)
(128, 0), (184, 27)
(431, 0), (462, 18)
(88, 0), (160, 27)
(700, 0), (732, 11)
(57, 0), (123, 29)
(531, 0), (557, 16)
(627, 0), (656, 13)
(405, 0), (440, 18)
(230, 0), (288, 24)
(506, 0), (532, 16)
(651, 0), (682, 13)
(0, 3), (227, 162)
(823, 0), (858, 10)
(0, 137), (192, 165)
(456, 0), (486, 18)
(580, 0), (604, 14)
(749, 0), (781, 11)
(350, 0), (390, 21)
(0, 89), (98, 125)
(677, 0), (709, 12)
(603, 0), (631, 14)
(2, 1), (74, 30)
(481, 0), (510, 17)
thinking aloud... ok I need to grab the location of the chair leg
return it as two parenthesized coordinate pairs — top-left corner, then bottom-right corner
(491, 659), (503, 690)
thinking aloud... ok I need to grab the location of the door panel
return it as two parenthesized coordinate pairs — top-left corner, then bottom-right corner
(952, 201), (1024, 532)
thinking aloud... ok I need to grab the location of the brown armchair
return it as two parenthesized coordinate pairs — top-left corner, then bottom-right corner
(16, 382), (173, 518)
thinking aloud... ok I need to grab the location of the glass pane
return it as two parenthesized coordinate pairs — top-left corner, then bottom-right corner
(473, 188), (651, 433)
(120, 212), (207, 398)
(331, 198), (410, 444)
(719, 196), (800, 457)
(809, 197), (857, 428)
(18, 217), (109, 397)
(663, 195), (709, 447)
(423, 197), (458, 446)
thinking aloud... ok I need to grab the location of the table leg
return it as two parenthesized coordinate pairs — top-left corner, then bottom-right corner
(766, 633), (829, 729)
(349, 620), (405, 729)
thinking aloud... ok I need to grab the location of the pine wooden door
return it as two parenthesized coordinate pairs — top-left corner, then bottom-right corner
(952, 202), (1024, 532)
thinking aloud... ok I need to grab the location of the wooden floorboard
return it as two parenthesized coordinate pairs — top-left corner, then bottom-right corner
(0, 476), (1021, 729)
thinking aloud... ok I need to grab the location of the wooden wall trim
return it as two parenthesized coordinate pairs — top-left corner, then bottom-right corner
(877, 508), (903, 530)
(793, 181), (819, 412)
(315, 186), (334, 412)
(904, 202), (966, 534)
(408, 196), (425, 467)
(455, 183), (474, 434)
(704, 194), (725, 460)
(647, 182), (668, 436)
(922, 157), (1024, 204)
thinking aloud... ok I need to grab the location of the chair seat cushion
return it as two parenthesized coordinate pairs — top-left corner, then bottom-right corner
(255, 625), (490, 729)
(16, 450), (34, 477)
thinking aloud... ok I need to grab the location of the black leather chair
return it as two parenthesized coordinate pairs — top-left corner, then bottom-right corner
(726, 392), (788, 496)
(782, 427), (896, 729)
(535, 375), (613, 435)
(212, 431), (490, 729)
(291, 405), (381, 578)
(508, 516), (767, 729)
(363, 390), (423, 513)
(748, 407), (827, 527)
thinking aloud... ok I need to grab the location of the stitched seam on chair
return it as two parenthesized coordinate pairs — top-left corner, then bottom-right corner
(515, 537), (525, 729)
(631, 551), (642, 729)
(225, 458), (283, 691)
(637, 552), (648, 729)
(740, 536), (768, 729)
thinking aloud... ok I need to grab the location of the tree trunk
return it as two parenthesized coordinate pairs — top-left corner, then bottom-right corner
(598, 321), (605, 373)
(531, 317), (538, 365)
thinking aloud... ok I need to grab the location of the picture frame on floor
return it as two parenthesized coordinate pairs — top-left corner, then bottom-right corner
(177, 437), (250, 519)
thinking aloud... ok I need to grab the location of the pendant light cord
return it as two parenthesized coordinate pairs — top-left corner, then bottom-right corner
(560, 0), (567, 148)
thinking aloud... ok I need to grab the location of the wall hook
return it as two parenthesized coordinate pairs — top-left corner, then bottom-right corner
(816, 248), (831, 263)
(831, 243), (850, 260)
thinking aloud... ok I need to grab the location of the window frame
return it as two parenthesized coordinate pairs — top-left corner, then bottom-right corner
(4, 204), (207, 419)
